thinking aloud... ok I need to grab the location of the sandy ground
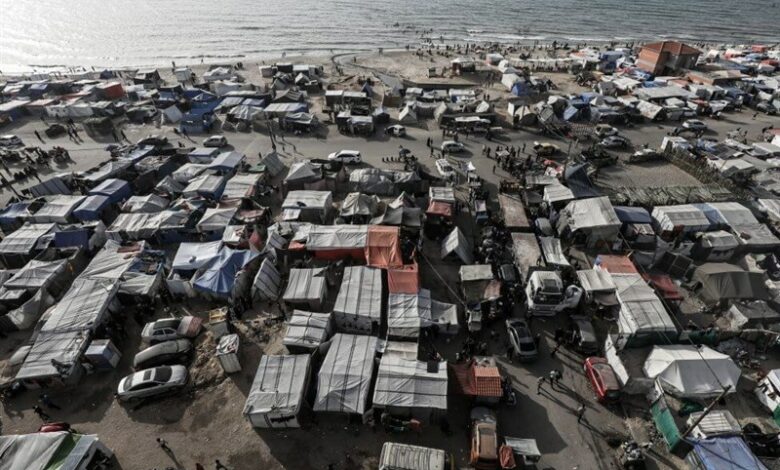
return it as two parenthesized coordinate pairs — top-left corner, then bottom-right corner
(1, 51), (780, 470)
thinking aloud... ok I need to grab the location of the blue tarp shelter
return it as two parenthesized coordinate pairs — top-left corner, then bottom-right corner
(122, 145), (156, 164)
(687, 437), (767, 470)
(54, 229), (90, 249)
(73, 195), (111, 221)
(511, 82), (529, 96)
(0, 202), (33, 228)
(207, 152), (244, 174)
(563, 106), (580, 121)
(88, 178), (132, 204)
(190, 92), (219, 112)
(614, 206), (652, 225)
(181, 112), (216, 134)
(192, 247), (258, 298)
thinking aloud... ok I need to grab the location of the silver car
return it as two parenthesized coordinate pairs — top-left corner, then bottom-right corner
(141, 316), (201, 344)
(133, 339), (193, 370)
(506, 318), (538, 361)
(116, 365), (188, 401)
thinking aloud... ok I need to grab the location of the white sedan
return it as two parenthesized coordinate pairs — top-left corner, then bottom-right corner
(327, 150), (362, 164)
(116, 365), (188, 402)
(202, 135), (228, 147)
(0, 135), (23, 148)
(435, 158), (456, 179)
(385, 124), (406, 137)
(682, 119), (707, 132)
(440, 140), (465, 153)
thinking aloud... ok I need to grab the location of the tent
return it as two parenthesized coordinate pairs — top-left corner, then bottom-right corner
(171, 241), (223, 271)
(643, 345), (741, 398)
(0, 223), (56, 257)
(106, 211), (190, 241)
(122, 194), (169, 213)
(172, 163), (208, 184)
(283, 268), (327, 311)
(4, 259), (67, 292)
(285, 161), (320, 186)
(0, 202), (34, 229)
(543, 184), (575, 205)
(576, 269), (617, 306)
(366, 225), (403, 268)
(695, 202), (758, 228)
(197, 207), (238, 233)
(388, 263), (420, 294)
(691, 263), (769, 304)
(333, 266), (383, 334)
(539, 237), (570, 267)
(222, 173), (260, 200)
(379, 443), (447, 470)
(612, 274), (677, 346)
(281, 191), (332, 223)
(340, 192), (379, 219)
(251, 258), (282, 302)
(206, 151), (245, 174)
(155, 176), (185, 196)
(314, 333), (378, 415)
(182, 174), (226, 200)
(305, 224), (368, 258)
(31, 196), (86, 223)
(440, 227), (473, 264)
(651, 205), (712, 234)
(283, 310), (332, 352)
(732, 224), (780, 252)
(373, 356), (448, 415)
(192, 247), (258, 298)
(27, 177), (72, 198)
(88, 178), (132, 204)
(0, 432), (112, 470)
(613, 206), (652, 225)
(260, 151), (285, 176)
(687, 437), (767, 470)
(556, 197), (620, 246)
(72, 195), (111, 222)
(243, 354), (311, 428)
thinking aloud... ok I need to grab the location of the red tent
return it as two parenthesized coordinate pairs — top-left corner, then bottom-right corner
(365, 225), (403, 268)
(388, 263), (419, 294)
(595, 254), (639, 274)
(643, 273), (683, 301)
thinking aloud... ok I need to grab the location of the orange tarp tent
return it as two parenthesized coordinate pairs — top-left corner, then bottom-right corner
(366, 225), (403, 269)
(388, 263), (419, 294)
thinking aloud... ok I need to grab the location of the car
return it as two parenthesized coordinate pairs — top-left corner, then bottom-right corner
(133, 339), (193, 370)
(682, 119), (707, 132)
(434, 158), (455, 179)
(440, 140), (465, 153)
(327, 149), (362, 164)
(599, 135), (631, 149)
(568, 319), (599, 355)
(44, 124), (66, 138)
(757, 102), (778, 115)
(202, 135), (228, 147)
(470, 407), (498, 470)
(583, 357), (621, 403)
(532, 141), (560, 156)
(141, 316), (202, 344)
(137, 134), (168, 146)
(0, 135), (23, 148)
(385, 124), (406, 137)
(116, 365), (188, 402)
(506, 318), (538, 362)
(595, 124), (618, 138)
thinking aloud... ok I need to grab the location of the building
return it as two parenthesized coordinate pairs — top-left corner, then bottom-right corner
(636, 41), (701, 75)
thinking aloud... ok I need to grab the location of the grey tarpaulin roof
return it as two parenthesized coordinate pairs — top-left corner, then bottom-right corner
(285, 161), (319, 183)
(373, 356), (447, 410)
(643, 345), (740, 398)
(182, 174), (226, 198)
(697, 202), (758, 227)
(0, 223), (56, 255)
(252, 258), (282, 301)
(543, 184), (575, 204)
(557, 196), (620, 235)
(314, 333), (378, 414)
(577, 269), (616, 293)
(370, 206), (423, 228)
(16, 277), (118, 380)
(651, 205), (711, 233)
(733, 224), (780, 251)
(341, 192), (380, 218)
(440, 227), (472, 264)
(333, 266), (382, 321)
(0, 432), (72, 470)
(387, 289), (431, 339)
(282, 190), (332, 210)
(429, 187), (456, 204)
(172, 241), (223, 270)
(78, 240), (138, 280)
(108, 211), (189, 239)
(154, 176), (185, 195)
(283, 310), (332, 350)
(27, 177), (72, 198)
(197, 207), (238, 232)
(612, 274), (677, 338)
(30, 196), (86, 224)
(539, 237), (570, 267)
(283, 268), (327, 303)
(692, 263), (769, 303)
(349, 169), (393, 195)
(82, 159), (133, 183)
(118, 271), (161, 297)
(222, 173), (260, 200)
(172, 163), (208, 183)
(306, 225), (367, 250)
(4, 259), (67, 291)
(379, 443), (446, 470)
(261, 151), (285, 176)
(243, 354), (311, 421)
(122, 194), (169, 213)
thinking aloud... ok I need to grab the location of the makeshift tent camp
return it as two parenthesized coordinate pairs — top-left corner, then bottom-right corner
(388, 263), (420, 294)
(283, 268), (327, 311)
(122, 194), (169, 213)
(206, 151), (245, 174)
(167, 241), (223, 297)
(378, 443), (447, 470)
(732, 223), (780, 252)
(31, 196), (86, 223)
(556, 197), (620, 246)
(651, 205), (712, 234)
(0, 223), (56, 267)
(282, 191), (332, 222)
(182, 174), (226, 200)
(691, 263), (769, 304)
(172, 163), (208, 184)
(314, 333), (378, 415)
(243, 354), (311, 428)
(4, 259), (67, 292)
(106, 211), (190, 241)
(196, 207), (238, 233)
(340, 192), (379, 219)
(543, 184), (575, 205)
(88, 178), (132, 204)
(283, 310), (332, 352)
(192, 247), (258, 299)
(612, 274), (678, 346)
(441, 227), (473, 264)
(222, 173), (260, 200)
(695, 202), (758, 228)
(304, 224), (368, 259)
(613, 206), (652, 225)
(333, 266), (383, 334)
(387, 288), (457, 339)
(284, 161), (320, 189)
(459, 265), (498, 304)
(373, 356), (447, 418)
(0, 432), (113, 470)
(260, 151), (285, 176)
(644, 345), (741, 399)
(251, 258), (282, 302)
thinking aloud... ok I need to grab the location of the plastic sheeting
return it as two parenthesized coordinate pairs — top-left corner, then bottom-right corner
(612, 274), (677, 339)
(172, 241), (223, 270)
(122, 194), (169, 213)
(182, 174), (226, 200)
(0, 432), (71, 470)
(543, 184), (575, 204)
(172, 163), (208, 184)
(282, 191), (332, 211)
(388, 263), (420, 294)
(643, 345), (741, 398)
(557, 197), (620, 241)
(4, 259), (67, 291)
(373, 356), (447, 410)
(73, 195), (110, 221)
(689, 437), (768, 470)
(366, 225), (403, 268)
(88, 178), (131, 204)
(222, 173), (260, 200)
(314, 333), (378, 414)
(283, 268), (327, 305)
(197, 207), (238, 232)
(341, 192), (379, 218)
(31, 196), (86, 223)
(192, 247), (258, 298)
(441, 227), (473, 264)
(0, 223), (56, 255)
(250, 258), (281, 301)
(651, 204), (712, 233)
(283, 310), (331, 351)
(692, 263), (769, 303)
(107, 211), (189, 240)
(539, 237), (570, 267)
(333, 266), (383, 332)
(306, 225), (367, 250)
(243, 354), (311, 428)
(207, 151), (244, 173)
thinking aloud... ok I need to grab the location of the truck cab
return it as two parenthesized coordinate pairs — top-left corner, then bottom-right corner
(525, 270), (582, 316)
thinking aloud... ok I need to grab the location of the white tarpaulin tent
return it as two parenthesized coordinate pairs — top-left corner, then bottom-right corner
(440, 227), (473, 264)
(243, 354), (311, 428)
(30, 196), (85, 224)
(543, 184), (575, 204)
(643, 345), (741, 398)
(305, 224), (368, 251)
(556, 197), (620, 245)
(333, 266), (382, 334)
(577, 269), (618, 306)
(283, 310), (332, 351)
(252, 258), (282, 301)
(172, 163), (208, 184)
(172, 241), (223, 271)
(196, 207), (238, 232)
(651, 205), (712, 233)
(0, 432), (78, 470)
(282, 191), (332, 222)
(372, 356), (447, 412)
(314, 333), (378, 415)
(612, 274), (677, 342)
(107, 211), (189, 240)
(387, 289), (458, 339)
(539, 236), (570, 267)
(122, 194), (169, 213)
(283, 268), (327, 310)
(4, 259), (67, 291)
(0, 223), (56, 255)
(222, 173), (260, 200)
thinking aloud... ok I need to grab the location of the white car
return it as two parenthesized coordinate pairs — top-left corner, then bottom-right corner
(327, 150), (362, 164)
(682, 119), (707, 131)
(594, 124), (618, 138)
(435, 158), (456, 179)
(440, 140), (464, 153)
(116, 365), (188, 402)
(141, 316), (201, 344)
(599, 135), (631, 149)
(0, 135), (23, 148)
(385, 125), (406, 137)
(202, 135), (228, 148)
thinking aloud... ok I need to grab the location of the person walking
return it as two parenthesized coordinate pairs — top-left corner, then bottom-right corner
(34, 130), (43, 142)
(548, 370), (557, 389)
(215, 460), (228, 470)
(576, 403), (586, 424)
(536, 376), (545, 395)
(39, 393), (61, 410)
(32, 405), (50, 422)
(120, 130), (128, 142)
(156, 438), (172, 453)
(553, 370), (563, 389)
(492, 164), (496, 174)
